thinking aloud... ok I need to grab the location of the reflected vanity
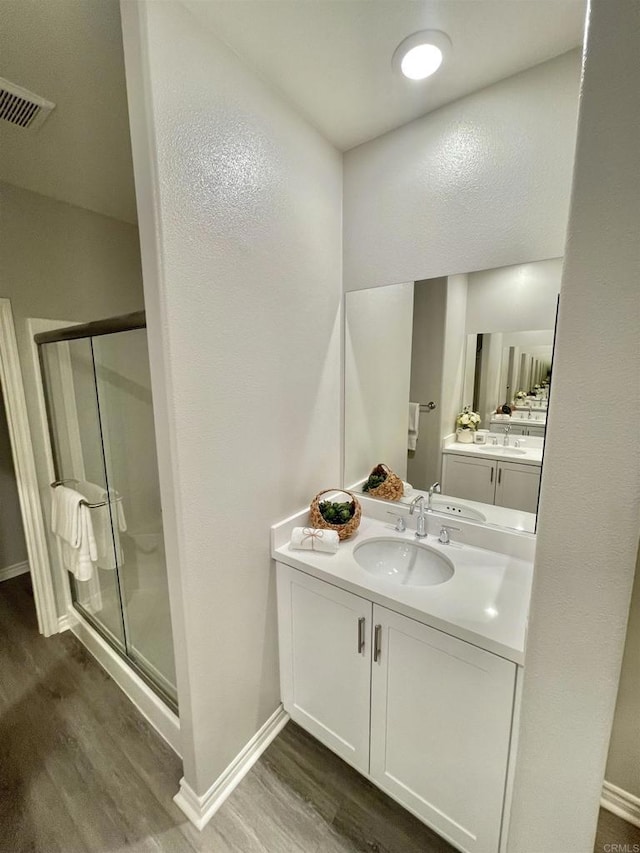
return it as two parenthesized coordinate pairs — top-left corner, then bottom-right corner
(344, 258), (560, 534)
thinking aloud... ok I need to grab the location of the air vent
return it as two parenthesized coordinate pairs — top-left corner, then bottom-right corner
(0, 77), (55, 130)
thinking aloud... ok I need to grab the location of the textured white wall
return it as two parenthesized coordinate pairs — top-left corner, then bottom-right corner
(0, 181), (144, 608)
(507, 0), (640, 848)
(121, 1), (342, 796)
(344, 51), (581, 292)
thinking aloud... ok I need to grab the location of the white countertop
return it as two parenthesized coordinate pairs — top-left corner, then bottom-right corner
(443, 437), (543, 467)
(272, 513), (533, 665)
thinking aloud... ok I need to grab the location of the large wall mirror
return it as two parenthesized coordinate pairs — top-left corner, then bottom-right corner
(344, 258), (560, 533)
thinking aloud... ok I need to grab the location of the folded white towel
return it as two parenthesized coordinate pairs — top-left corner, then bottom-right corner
(402, 481), (414, 495)
(51, 486), (98, 582)
(408, 402), (420, 451)
(290, 527), (339, 554)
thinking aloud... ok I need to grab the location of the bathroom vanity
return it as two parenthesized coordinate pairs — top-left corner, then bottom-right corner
(441, 437), (543, 514)
(271, 499), (533, 853)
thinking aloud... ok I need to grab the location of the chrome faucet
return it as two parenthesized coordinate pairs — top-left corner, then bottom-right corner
(527, 404), (532, 420)
(409, 495), (428, 539)
(503, 424), (511, 446)
(428, 482), (441, 510)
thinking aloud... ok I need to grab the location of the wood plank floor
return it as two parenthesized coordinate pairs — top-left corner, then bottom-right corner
(1, 573), (638, 853)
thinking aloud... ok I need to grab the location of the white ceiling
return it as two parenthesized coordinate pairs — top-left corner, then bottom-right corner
(184, 0), (587, 151)
(0, 1), (586, 223)
(0, 0), (138, 224)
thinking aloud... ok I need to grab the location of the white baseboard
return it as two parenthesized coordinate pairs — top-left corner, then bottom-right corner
(0, 560), (29, 582)
(70, 612), (181, 757)
(602, 780), (640, 829)
(174, 705), (289, 830)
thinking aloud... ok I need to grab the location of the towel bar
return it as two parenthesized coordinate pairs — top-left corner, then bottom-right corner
(50, 481), (122, 510)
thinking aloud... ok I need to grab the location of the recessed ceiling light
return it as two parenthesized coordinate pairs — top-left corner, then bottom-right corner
(393, 31), (452, 81)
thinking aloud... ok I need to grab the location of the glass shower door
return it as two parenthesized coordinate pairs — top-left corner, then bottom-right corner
(40, 338), (127, 651)
(91, 329), (177, 703)
(39, 324), (177, 709)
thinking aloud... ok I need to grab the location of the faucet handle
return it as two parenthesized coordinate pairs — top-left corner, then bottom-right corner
(387, 510), (407, 532)
(438, 524), (461, 545)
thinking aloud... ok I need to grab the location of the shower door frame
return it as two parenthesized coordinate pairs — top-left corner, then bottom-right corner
(35, 311), (178, 713)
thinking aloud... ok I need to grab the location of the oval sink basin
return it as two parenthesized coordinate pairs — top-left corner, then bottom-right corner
(481, 446), (526, 455)
(354, 538), (454, 587)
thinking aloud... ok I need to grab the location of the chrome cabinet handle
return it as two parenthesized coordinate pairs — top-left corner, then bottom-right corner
(498, 468), (502, 485)
(490, 467), (494, 483)
(357, 616), (365, 654)
(373, 624), (382, 662)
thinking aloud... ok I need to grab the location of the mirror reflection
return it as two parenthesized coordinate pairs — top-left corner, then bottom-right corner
(344, 258), (560, 533)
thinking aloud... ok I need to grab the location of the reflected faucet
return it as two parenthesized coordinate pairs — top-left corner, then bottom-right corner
(503, 424), (511, 447)
(428, 482), (441, 510)
(409, 495), (428, 539)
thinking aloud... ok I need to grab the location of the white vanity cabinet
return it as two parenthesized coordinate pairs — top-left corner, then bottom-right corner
(370, 605), (515, 853)
(442, 453), (541, 514)
(440, 454), (497, 505)
(276, 564), (372, 772)
(522, 424), (545, 438)
(276, 563), (517, 853)
(494, 461), (541, 513)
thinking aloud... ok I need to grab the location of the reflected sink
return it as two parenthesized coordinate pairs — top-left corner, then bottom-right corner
(480, 446), (526, 456)
(354, 538), (454, 587)
(431, 499), (486, 523)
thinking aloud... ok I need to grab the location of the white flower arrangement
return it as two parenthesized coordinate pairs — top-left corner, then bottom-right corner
(456, 406), (481, 431)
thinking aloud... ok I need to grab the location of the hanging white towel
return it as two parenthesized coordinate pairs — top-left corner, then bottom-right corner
(51, 486), (98, 582)
(408, 402), (420, 451)
(77, 481), (127, 571)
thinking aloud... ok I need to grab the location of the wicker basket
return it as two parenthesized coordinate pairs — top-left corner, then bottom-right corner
(309, 489), (362, 541)
(364, 463), (404, 502)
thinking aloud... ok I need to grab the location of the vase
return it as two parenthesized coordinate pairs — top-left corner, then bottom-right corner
(456, 428), (474, 444)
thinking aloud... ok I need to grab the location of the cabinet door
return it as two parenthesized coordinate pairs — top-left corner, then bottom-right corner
(276, 563), (372, 773)
(495, 461), (541, 513)
(442, 454), (496, 504)
(370, 606), (516, 853)
(525, 425), (546, 438)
